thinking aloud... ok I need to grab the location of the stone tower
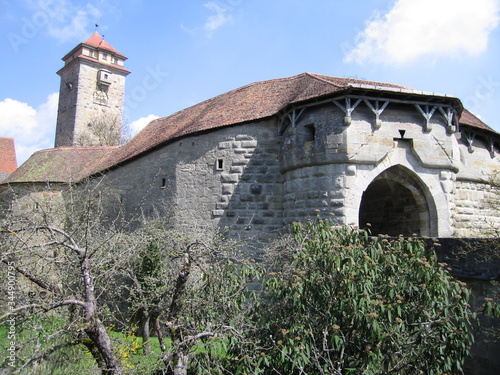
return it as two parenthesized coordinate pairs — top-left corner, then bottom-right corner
(55, 32), (130, 147)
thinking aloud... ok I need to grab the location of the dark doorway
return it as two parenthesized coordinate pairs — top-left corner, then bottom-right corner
(359, 167), (430, 237)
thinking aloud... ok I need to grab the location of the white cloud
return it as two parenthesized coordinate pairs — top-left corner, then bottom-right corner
(180, 2), (233, 37)
(0, 93), (58, 165)
(344, 0), (500, 65)
(129, 114), (159, 137)
(16, 0), (102, 44)
(203, 2), (232, 36)
(47, 5), (101, 43)
(45, 2), (101, 43)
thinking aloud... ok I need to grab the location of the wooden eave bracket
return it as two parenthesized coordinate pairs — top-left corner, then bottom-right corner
(415, 104), (438, 132)
(278, 107), (306, 134)
(438, 106), (458, 134)
(487, 136), (496, 158)
(332, 97), (362, 126)
(364, 99), (389, 129)
(462, 130), (475, 153)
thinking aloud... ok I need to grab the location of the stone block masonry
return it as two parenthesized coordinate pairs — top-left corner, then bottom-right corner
(100, 97), (500, 246)
(104, 120), (284, 250)
(454, 180), (499, 237)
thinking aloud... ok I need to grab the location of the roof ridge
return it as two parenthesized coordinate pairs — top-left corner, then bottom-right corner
(47, 145), (120, 152)
(231, 73), (309, 91)
(145, 74), (308, 124)
(304, 72), (345, 88)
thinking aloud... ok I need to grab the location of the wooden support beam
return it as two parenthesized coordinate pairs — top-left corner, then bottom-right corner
(278, 107), (305, 134)
(332, 97), (362, 126)
(415, 104), (438, 132)
(287, 108), (306, 128)
(487, 136), (496, 158)
(462, 130), (475, 153)
(364, 99), (389, 129)
(438, 106), (458, 134)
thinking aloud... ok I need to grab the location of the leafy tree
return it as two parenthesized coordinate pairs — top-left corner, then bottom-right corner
(251, 218), (475, 375)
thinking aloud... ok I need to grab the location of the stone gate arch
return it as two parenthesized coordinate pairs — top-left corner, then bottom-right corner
(344, 143), (455, 237)
(358, 165), (433, 237)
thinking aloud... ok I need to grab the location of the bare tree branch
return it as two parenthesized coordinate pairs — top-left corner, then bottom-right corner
(0, 300), (86, 320)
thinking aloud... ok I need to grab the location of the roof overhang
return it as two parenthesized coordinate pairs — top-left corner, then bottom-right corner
(277, 84), (463, 136)
(57, 55), (131, 76)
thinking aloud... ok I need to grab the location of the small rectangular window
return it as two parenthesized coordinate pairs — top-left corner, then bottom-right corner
(216, 159), (224, 170)
(103, 53), (108, 60)
(304, 124), (316, 143)
(160, 178), (167, 189)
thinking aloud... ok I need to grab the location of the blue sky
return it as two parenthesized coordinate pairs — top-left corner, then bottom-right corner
(1, 0), (499, 165)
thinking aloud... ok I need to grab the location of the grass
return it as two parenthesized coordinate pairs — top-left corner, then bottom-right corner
(0, 320), (232, 374)
(0, 320), (164, 374)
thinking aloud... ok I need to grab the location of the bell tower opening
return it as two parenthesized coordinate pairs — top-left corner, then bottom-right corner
(359, 166), (431, 237)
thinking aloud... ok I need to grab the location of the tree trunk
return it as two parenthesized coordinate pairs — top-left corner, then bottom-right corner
(155, 312), (167, 353)
(172, 350), (188, 375)
(81, 256), (123, 374)
(85, 317), (124, 374)
(141, 310), (152, 355)
(163, 250), (193, 374)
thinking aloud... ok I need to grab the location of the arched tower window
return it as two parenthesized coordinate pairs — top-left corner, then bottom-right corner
(359, 166), (432, 237)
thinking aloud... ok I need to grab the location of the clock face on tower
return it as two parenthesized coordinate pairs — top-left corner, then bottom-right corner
(93, 90), (108, 105)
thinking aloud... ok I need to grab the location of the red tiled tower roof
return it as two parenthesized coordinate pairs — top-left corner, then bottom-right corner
(0, 137), (17, 174)
(81, 31), (126, 58)
(59, 32), (130, 74)
(62, 31), (127, 60)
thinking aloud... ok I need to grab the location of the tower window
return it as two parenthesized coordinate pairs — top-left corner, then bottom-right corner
(160, 178), (167, 189)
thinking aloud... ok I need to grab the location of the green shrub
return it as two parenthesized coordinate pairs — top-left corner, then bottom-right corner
(252, 218), (475, 375)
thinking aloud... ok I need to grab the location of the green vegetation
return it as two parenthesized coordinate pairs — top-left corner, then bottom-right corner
(0, 323), (163, 374)
(247, 219), (475, 375)
(0, 182), (477, 374)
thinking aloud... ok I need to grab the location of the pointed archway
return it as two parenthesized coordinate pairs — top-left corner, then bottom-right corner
(358, 166), (432, 237)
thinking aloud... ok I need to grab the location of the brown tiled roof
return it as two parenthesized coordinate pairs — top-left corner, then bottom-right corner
(104, 73), (411, 166)
(2, 146), (118, 184)
(459, 109), (497, 133)
(0, 137), (17, 173)
(3, 73), (497, 184)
